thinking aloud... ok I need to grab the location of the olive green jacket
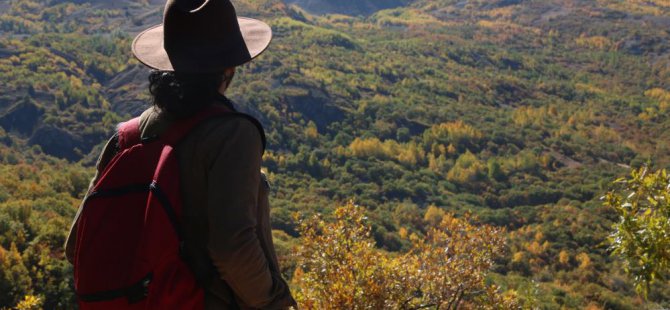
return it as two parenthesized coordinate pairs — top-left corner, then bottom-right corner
(65, 104), (296, 309)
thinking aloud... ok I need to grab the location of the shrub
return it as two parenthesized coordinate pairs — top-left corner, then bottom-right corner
(292, 202), (518, 309)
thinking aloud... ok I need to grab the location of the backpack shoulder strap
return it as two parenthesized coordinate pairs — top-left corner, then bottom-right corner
(116, 117), (141, 150)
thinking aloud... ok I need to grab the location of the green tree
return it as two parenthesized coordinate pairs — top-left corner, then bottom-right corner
(605, 167), (670, 297)
(0, 243), (33, 306)
(487, 158), (504, 181)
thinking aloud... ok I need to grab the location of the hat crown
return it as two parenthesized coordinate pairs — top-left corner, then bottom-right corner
(172, 0), (208, 12)
(162, 0), (250, 72)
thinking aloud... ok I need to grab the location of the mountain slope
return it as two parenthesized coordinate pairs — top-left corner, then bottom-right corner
(1, 0), (670, 308)
(283, 0), (410, 15)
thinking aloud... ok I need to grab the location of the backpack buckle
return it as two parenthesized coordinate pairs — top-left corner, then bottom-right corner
(126, 273), (153, 304)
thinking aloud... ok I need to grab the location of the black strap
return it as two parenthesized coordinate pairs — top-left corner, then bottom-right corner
(78, 273), (153, 304)
(86, 182), (183, 246)
(150, 181), (184, 242)
(86, 184), (150, 200)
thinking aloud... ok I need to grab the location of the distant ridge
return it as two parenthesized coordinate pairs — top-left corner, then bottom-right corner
(283, 0), (410, 15)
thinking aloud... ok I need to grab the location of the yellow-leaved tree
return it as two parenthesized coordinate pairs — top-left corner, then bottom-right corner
(292, 202), (518, 309)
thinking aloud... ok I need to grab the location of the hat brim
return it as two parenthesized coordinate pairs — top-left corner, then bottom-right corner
(132, 17), (272, 71)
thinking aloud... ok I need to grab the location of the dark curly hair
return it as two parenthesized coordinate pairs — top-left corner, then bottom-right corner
(148, 71), (229, 117)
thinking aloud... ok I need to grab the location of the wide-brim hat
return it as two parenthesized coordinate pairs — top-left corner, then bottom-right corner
(132, 0), (272, 73)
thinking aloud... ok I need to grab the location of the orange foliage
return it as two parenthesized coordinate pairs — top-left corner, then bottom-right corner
(292, 202), (518, 309)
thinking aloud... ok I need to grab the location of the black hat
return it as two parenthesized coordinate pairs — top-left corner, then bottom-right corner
(132, 0), (272, 73)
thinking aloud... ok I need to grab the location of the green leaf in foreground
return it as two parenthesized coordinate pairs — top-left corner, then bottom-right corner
(605, 167), (670, 298)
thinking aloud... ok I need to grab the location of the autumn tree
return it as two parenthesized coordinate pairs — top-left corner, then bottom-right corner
(292, 202), (518, 309)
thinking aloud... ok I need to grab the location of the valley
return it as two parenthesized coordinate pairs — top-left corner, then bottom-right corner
(1, 0), (670, 308)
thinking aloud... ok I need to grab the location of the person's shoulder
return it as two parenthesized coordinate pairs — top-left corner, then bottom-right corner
(207, 112), (263, 135)
(200, 112), (266, 152)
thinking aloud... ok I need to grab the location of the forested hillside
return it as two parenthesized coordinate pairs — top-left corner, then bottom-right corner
(1, 0), (670, 308)
(283, 0), (410, 15)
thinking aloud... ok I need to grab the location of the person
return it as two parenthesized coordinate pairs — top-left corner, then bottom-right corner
(64, 0), (297, 308)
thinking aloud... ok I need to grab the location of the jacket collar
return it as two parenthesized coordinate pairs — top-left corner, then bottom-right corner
(214, 94), (238, 112)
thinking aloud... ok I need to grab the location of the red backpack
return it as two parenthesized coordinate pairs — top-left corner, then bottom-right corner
(73, 106), (235, 309)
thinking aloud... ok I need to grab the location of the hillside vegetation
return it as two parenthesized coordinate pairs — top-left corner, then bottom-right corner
(1, 0), (670, 308)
